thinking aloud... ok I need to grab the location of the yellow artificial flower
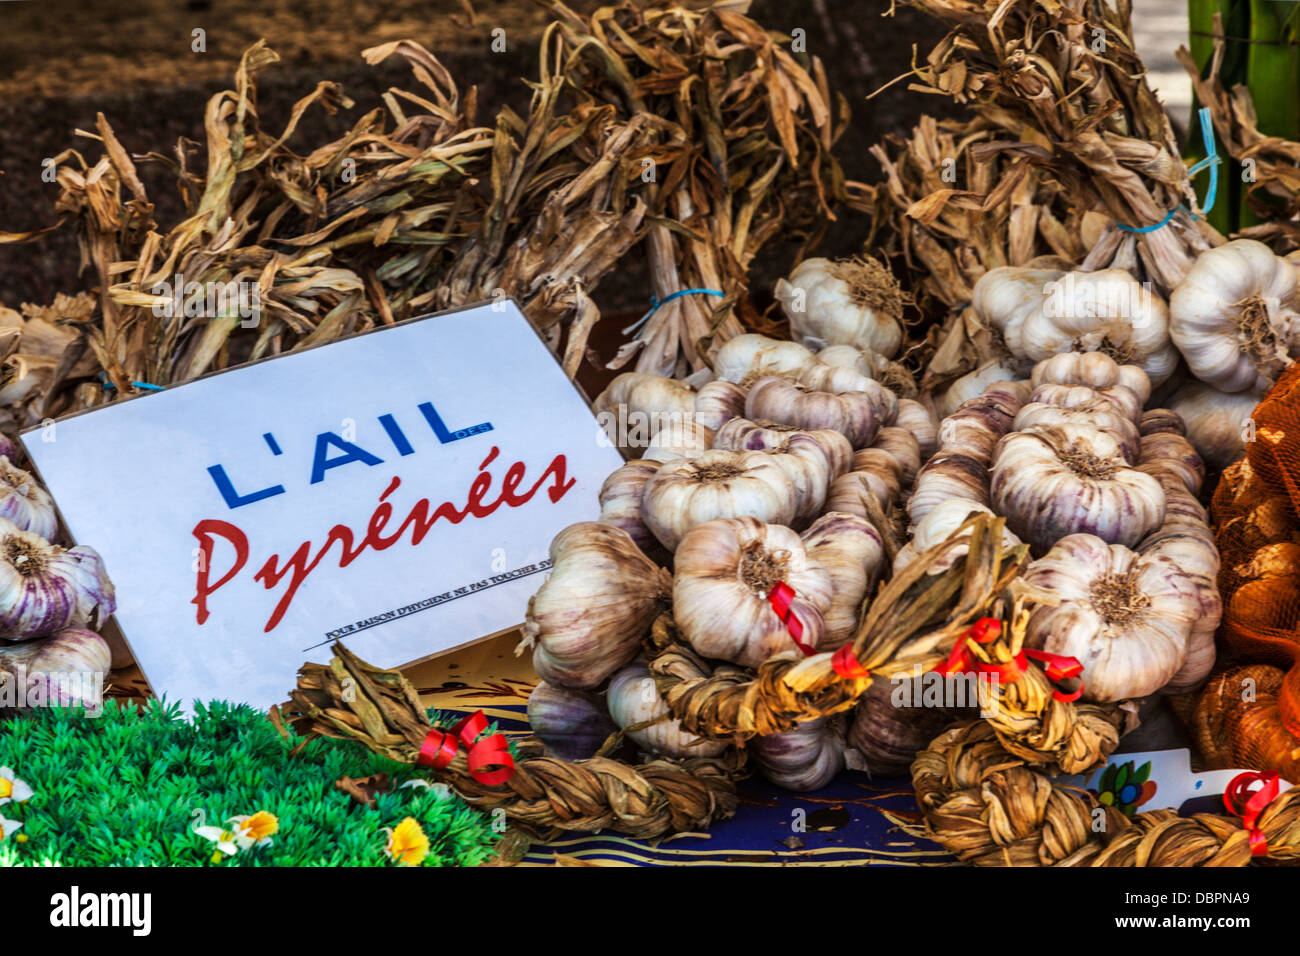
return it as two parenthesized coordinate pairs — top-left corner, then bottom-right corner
(231, 810), (278, 849)
(384, 816), (429, 867)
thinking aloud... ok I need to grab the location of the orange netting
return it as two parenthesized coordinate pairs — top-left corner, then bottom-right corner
(1207, 362), (1300, 782)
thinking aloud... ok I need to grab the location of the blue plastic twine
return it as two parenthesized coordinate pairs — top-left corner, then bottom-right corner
(623, 288), (725, 336)
(100, 373), (165, 392)
(1116, 107), (1220, 234)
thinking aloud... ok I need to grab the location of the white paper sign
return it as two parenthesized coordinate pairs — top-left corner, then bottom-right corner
(22, 301), (624, 710)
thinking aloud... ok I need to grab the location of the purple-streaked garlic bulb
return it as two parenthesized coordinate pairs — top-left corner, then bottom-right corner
(597, 460), (662, 555)
(713, 418), (854, 478)
(801, 512), (884, 649)
(1136, 432), (1205, 496)
(673, 517), (831, 668)
(607, 661), (727, 759)
(847, 677), (967, 776)
(527, 680), (618, 761)
(1138, 408), (1187, 438)
(796, 363), (900, 425)
(1013, 398), (1142, 464)
(1029, 382), (1144, 425)
(1023, 534), (1201, 701)
(990, 424), (1165, 554)
(0, 627), (111, 711)
(643, 420), (715, 463)
(745, 375), (881, 449)
(752, 717), (845, 791)
(892, 400), (937, 461)
(895, 499), (1022, 574)
(520, 523), (671, 689)
(641, 449), (800, 551)
(693, 380), (748, 431)
(870, 426), (922, 485)
(0, 520), (115, 641)
(713, 420), (852, 523)
(1030, 352), (1152, 408)
(0, 458), (57, 541)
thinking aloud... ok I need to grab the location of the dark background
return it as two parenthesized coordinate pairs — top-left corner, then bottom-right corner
(0, 0), (954, 313)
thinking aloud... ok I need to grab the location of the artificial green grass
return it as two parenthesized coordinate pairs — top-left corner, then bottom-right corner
(0, 699), (500, 867)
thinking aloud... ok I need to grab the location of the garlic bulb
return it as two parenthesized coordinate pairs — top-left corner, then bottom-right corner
(1167, 380), (1261, 470)
(0, 458), (57, 541)
(643, 420), (715, 463)
(976, 266), (1178, 386)
(527, 681), (618, 761)
(1029, 382), (1144, 425)
(641, 449), (800, 550)
(1142, 536), (1221, 695)
(1137, 432), (1204, 496)
(893, 399), (938, 460)
(673, 517), (832, 668)
(895, 499), (1022, 573)
(826, 461), (900, 523)
(1030, 352), (1152, 408)
(775, 256), (904, 357)
(693, 380), (748, 431)
(936, 361), (1020, 420)
(801, 512), (884, 648)
(1024, 534), (1199, 700)
(870, 426), (922, 486)
(521, 523), (670, 689)
(714, 334), (817, 385)
(745, 376), (881, 449)
(0, 520), (115, 641)
(0, 627), (111, 710)
(597, 460), (663, 556)
(594, 372), (696, 454)
(1014, 399), (1141, 464)
(796, 363), (899, 425)
(817, 345), (917, 397)
(908, 451), (991, 526)
(1139, 408), (1187, 438)
(752, 717), (845, 791)
(848, 677), (967, 775)
(710, 427), (848, 525)
(713, 418), (853, 478)
(607, 661), (728, 759)
(1169, 238), (1300, 393)
(990, 424), (1165, 553)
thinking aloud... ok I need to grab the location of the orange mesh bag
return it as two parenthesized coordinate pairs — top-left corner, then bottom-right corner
(1207, 361), (1300, 781)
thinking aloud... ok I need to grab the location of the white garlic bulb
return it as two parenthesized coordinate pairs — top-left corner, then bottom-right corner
(0, 458), (57, 541)
(0, 627), (111, 710)
(693, 380), (748, 431)
(775, 256), (904, 357)
(1137, 432), (1205, 496)
(796, 363), (899, 425)
(801, 512), (884, 648)
(0, 519), (115, 641)
(1169, 238), (1300, 393)
(1167, 380), (1262, 470)
(990, 424), (1165, 553)
(714, 334), (818, 385)
(896, 499), (1022, 574)
(1023, 534), (1201, 701)
(752, 717), (846, 791)
(643, 420), (715, 463)
(892, 399), (938, 460)
(1030, 352), (1152, 407)
(745, 376), (881, 449)
(641, 449), (800, 551)
(597, 460), (663, 555)
(908, 450), (992, 526)
(1014, 399), (1141, 464)
(673, 517), (832, 668)
(593, 372), (696, 455)
(1028, 382), (1144, 425)
(713, 422), (851, 524)
(869, 426), (922, 486)
(936, 361), (1021, 420)
(607, 661), (728, 759)
(521, 523), (670, 689)
(975, 266), (1178, 386)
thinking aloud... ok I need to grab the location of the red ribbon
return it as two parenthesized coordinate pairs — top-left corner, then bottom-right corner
(416, 710), (515, 786)
(769, 581), (816, 656)
(937, 618), (1084, 701)
(1223, 770), (1280, 857)
(831, 644), (870, 681)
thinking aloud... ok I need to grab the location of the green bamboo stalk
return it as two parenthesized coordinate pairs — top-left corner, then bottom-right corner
(1187, 0), (1251, 236)
(1241, 0), (1300, 227)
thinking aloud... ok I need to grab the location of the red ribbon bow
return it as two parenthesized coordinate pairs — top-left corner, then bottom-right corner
(831, 644), (870, 681)
(1223, 770), (1280, 857)
(769, 581), (816, 656)
(937, 618), (1084, 701)
(416, 710), (515, 786)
